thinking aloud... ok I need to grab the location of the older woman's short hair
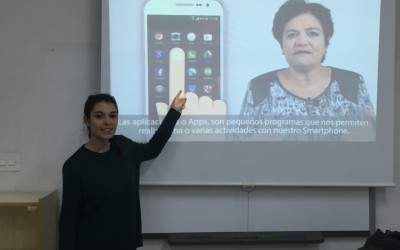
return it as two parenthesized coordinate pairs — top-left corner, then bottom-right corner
(272, 0), (334, 47)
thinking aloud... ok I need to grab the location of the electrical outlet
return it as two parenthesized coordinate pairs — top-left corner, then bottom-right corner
(0, 153), (20, 172)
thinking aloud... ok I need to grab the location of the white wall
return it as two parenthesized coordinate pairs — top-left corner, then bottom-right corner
(0, 0), (398, 249)
(0, 0), (100, 192)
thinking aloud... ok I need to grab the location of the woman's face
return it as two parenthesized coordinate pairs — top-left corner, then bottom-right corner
(84, 101), (118, 142)
(281, 13), (327, 72)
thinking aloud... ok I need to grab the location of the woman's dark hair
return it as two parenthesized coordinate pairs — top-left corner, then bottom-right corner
(83, 93), (124, 155)
(84, 93), (118, 122)
(272, 0), (334, 61)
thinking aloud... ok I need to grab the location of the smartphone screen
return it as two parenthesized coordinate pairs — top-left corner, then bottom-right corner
(146, 12), (222, 116)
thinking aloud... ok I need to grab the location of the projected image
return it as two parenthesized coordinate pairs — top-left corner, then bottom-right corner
(145, 15), (223, 117)
(238, 0), (376, 141)
(107, 0), (380, 142)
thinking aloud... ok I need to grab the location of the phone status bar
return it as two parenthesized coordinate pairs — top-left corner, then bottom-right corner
(191, 16), (219, 21)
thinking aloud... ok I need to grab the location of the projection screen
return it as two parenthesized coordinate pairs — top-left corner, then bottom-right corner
(101, 0), (395, 186)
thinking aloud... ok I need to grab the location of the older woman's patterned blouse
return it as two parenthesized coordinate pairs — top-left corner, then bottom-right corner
(239, 67), (375, 141)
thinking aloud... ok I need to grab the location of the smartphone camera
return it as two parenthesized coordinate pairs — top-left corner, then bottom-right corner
(206, 3), (210, 7)
(171, 32), (181, 40)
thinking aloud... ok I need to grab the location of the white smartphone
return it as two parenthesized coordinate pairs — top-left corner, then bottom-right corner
(144, 0), (224, 116)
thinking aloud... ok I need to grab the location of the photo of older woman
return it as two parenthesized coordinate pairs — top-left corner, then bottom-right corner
(240, 0), (376, 123)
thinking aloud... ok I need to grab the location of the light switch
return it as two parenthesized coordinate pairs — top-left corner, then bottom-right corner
(0, 153), (20, 172)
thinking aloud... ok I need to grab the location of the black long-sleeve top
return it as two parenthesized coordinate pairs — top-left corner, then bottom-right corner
(59, 109), (180, 250)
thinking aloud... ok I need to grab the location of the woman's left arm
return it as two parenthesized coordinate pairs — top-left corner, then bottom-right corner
(140, 91), (186, 161)
(357, 76), (376, 119)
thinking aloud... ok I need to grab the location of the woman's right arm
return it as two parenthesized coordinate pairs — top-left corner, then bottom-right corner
(240, 87), (257, 116)
(59, 162), (81, 250)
